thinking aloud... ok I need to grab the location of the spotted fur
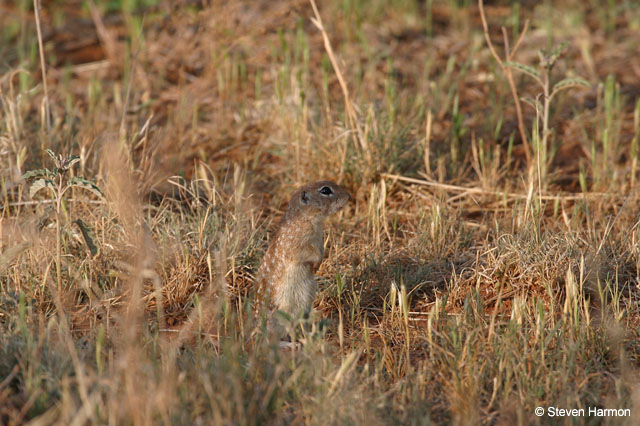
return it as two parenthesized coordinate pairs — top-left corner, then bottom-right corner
(257, 181), (350, 336)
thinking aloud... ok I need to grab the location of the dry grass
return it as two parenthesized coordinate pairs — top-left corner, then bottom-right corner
(1, 0), (640, 424)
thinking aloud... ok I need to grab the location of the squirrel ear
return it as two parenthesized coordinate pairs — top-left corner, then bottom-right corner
(300, 190), (310, 205)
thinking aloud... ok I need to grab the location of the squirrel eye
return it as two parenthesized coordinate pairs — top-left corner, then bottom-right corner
(319, 186), (333, 196)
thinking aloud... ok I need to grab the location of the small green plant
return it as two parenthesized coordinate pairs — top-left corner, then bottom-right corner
(479, 0), (590, 186)
(21, 149), (103, 298)
(593, 74), (623, 186)
(504, 44), (590, 186)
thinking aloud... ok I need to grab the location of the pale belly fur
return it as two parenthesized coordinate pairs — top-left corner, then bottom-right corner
(273, 263), (317, 319)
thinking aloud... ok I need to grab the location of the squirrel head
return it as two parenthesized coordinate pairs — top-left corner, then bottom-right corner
(284, 181), (351, 222)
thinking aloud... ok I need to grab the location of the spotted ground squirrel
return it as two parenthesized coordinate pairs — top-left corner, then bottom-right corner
(257, 181), (351, 338)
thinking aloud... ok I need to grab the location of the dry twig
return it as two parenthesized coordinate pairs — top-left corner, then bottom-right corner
(33, 0), (51, 132)
(381, 172), (620, 202)
(309, 0), (370, 166)
(88, 0), (118, 65)
(478, 0), (531, 163)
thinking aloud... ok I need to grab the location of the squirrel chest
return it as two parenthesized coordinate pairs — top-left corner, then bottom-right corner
(267, 217), (324, 318)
